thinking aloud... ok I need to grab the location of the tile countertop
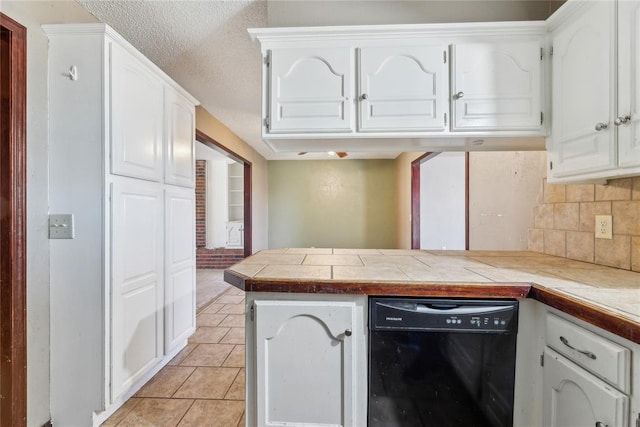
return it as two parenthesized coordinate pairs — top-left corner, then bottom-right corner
(224, 248), (640, 344)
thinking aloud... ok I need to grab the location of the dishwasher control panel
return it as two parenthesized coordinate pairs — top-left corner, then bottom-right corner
(370, 298), (518, 333)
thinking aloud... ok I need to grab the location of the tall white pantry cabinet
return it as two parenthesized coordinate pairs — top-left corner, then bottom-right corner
(44, 24), (198, 426)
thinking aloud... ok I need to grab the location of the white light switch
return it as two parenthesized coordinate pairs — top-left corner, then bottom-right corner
(49, 214), (74, 239)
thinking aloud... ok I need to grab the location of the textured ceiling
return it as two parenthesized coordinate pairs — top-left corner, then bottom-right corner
(76, 0), (558, 161)
(77, 0), (277, 158)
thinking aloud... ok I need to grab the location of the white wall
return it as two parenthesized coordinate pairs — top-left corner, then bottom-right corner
(469, 151), (546, 250)
(195, 142), (229, 248)
(420, 153), (466, 250)
(0, 2), (98, 425)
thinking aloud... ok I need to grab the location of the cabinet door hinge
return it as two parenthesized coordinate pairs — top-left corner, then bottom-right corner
(443, 50), (447, 63)
(264, 53), (270, 67)
(550, 46), (554, 56)
(264, 116), (270, 130)
(250, 304), (255, 321)
(540, 47), (544, 60)
(444, 112), (448, 127)
(540, 353), (544, 366)
(549, 161), (553, 171)
(541, 111), (544, 125)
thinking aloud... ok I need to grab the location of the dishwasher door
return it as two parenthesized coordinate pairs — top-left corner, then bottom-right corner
(368, 298), (518, 427)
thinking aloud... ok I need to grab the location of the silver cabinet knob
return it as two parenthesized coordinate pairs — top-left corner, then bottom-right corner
(360, 93), (368, 100)
(614, 115), (631, 126)
(595, 122), (608, 131)
(344, 329), (352, 337)
(595, 422), (607, 427)
(454, 91), (464, 100)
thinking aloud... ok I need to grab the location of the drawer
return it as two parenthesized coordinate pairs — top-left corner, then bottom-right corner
(545, 313), (630, 393)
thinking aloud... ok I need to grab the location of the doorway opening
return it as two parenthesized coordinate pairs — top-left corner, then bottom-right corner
(193, 129), (252, 311)
(0, 12), (27, 426)
(411, 152), (469, 250)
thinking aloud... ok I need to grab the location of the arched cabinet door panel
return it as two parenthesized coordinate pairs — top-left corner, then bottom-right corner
(548, 1), (616, 177)
(268, 47), (354, 133)
(254, 300), (356, 427)
(451, 40), (543, 132)
(542, 348), (628, 427)
(359, 45), (448, 132)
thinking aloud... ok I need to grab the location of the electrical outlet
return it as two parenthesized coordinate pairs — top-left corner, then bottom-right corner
(595, 215), (613, 239)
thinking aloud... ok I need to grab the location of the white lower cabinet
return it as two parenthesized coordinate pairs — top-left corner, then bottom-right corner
(45, 23), (197, 426)
(110, 181), (165, 402)
(164, 186), (196, 353)
(543, 348), (628, 427)
(246, 295), (367, 427)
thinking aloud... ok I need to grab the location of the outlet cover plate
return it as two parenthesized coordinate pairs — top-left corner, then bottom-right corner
(595, 215), (613, 239)
(49, 214), (74, 239)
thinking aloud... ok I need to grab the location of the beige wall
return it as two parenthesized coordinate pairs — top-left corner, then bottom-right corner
(469, 151), (547, 250)
(268, 160), (397, 249)
(268, 1), (560, 27)
(1, 1), (99, 425)
(529, 177), (640, 272)
(195, 107), (269, 252)
(395, 151), (547, 251)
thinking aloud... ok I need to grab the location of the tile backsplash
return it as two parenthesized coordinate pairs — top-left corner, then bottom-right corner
(528, 177), (640, 272)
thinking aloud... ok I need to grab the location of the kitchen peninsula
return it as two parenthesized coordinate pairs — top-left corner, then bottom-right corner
(225, 248), (640, 427)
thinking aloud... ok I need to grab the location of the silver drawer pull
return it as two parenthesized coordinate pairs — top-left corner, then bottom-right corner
(595, 422), (607, 427)
(560, 336), (597, 360)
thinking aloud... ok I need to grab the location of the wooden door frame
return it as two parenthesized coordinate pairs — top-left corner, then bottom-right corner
(195, 129), (252, 258)
(0, 12), (27, 427)
(411, 152), (469, 250)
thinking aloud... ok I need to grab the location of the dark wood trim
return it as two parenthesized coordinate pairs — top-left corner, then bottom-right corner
(410, 160), (420, 250)
(226, 266), (640, 345)
(243, 162), (252, 258)
(464, 152), (470, 251)
(195, 129), (252, 258)
(0, 12), (27, 427)
(529, 285), (639, 344)
(411, 152), (469, 250)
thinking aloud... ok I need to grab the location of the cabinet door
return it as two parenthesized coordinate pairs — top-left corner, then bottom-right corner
(268, 47), (353, 133)
(110, 43), (164, 182)
(164, 186), (196, 353)
(254, 300), (356, 427)
(111, 180), (164, 402)
(617, 0), (640, 169)
(165, 88), (196, 187)
(451, 40), (542, 132)
(549, 2), (616, 177)
(358, 45), (448, 132)
(543, 348), (628, 427)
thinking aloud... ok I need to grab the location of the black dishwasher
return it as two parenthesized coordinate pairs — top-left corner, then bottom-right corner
(369, 298), (518, 427)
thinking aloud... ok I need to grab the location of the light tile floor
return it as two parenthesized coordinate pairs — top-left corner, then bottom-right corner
(101, 281), (246, 427)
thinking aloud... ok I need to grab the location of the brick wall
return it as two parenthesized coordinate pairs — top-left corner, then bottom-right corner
(195, 160), (206, 248)
(196, 248), (245, 269)
(528, 177), (640, 272)
(195, 159), (245, 269)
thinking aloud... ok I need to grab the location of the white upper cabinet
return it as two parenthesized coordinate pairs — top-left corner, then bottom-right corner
(164, 87), (196, 187)
(111, 43), (164, 182)
(617, 0), (640, 169)
(358, 45), (448, 132)
(250, 23), (548, 151)
(268, 47), (353, 133)
(547, 0), (640, 182)
(451, 41), (543, 132)
(548, 1), (616, 179)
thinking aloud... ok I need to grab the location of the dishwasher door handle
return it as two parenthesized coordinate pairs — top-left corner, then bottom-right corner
(377, 302), (512, 316)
